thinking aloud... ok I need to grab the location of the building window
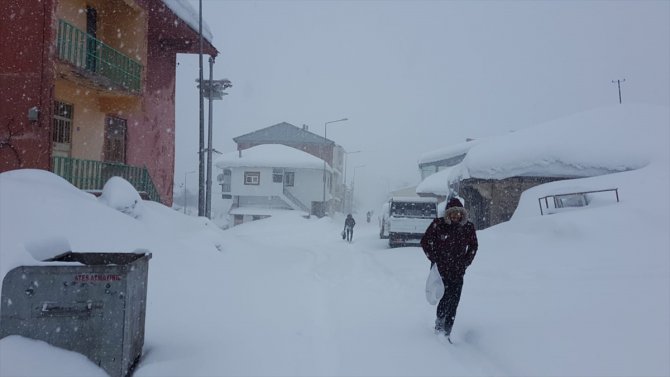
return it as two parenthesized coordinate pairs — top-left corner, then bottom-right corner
(244, 171), (260, 185)
(53, 101), (73, 144)
(284, 171), (295, 187)
(273, 168), (283, 183)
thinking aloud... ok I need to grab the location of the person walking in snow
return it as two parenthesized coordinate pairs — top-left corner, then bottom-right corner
(344, 214), (356, 242)
(420, 198), (478, 342)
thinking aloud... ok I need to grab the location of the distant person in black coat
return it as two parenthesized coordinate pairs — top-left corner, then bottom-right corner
(344, 214), (356, 242)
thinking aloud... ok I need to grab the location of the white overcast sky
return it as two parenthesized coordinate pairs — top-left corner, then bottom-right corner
(173, 0), (670, 207)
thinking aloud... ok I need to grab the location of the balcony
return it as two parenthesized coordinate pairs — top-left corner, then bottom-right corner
(52, 156), (161, 203)
(56, 19), (142, 93)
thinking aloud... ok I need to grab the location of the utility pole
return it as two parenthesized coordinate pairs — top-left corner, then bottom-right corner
(611, 78), (626, 104)
(197, 0), (205, 216)
(197, 75), (232, 219)
(205, 56), (214, 219)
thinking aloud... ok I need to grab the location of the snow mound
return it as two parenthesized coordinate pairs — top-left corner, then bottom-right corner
(23, 236), (72, 261)
(97, 177), (144, 219)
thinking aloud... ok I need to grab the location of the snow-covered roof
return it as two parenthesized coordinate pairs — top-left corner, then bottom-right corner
(455, 104), (667, 181)
(233, 122), (330, 145)
(415, 165), (459, 196)
(215, 144), (331, 171)
(417, 139), (480, 165)
(161, 0), (213, 43)
(416, 104), (669, 195)
(228, 207), (307, 217)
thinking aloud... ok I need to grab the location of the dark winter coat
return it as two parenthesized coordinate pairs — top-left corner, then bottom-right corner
(420, 206), (478, 280)
(344, 216), (356, 229)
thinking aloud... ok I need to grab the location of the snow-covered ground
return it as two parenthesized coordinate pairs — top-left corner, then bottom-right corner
(1, 104), (668, 376)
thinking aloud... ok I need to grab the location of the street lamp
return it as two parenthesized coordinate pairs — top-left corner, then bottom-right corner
(321, 117), (348, 215)
(184, 170), (196, 214)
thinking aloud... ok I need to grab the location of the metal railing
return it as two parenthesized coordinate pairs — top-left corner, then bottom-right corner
(52, 156), (161, 203)
(283, 188), (310, 212)
(538, 188), (619, 215)
(56, 19), (142, 92)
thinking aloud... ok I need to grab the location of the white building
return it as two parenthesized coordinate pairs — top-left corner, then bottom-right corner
(415, 139), (479, 201)
(216, 144), (332, 226)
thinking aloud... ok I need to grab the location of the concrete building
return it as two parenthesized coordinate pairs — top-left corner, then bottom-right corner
(0, 0), (218, 204)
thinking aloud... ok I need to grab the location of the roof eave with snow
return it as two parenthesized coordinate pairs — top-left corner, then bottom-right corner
(215, 144), (332, 172)
(161, 0), (214, 44)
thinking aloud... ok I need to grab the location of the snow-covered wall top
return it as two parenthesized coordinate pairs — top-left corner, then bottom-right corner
(449, 104), (669, 183)
(216, 144), (331, 171)
(162, 0), (213, 43)
(389, 196), (437, 203)
(417, 139), (480, 165)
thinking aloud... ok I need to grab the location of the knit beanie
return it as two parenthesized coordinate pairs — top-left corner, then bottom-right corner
(446, 198), (463, 209)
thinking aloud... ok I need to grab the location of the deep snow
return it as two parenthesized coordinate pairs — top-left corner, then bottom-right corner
(0, 104), (668, 376)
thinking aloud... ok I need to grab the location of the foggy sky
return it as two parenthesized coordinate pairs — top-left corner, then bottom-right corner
(174, 0), (670, 210)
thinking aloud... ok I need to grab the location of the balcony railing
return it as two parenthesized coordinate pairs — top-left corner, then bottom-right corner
(52, 156), (161, 203)
(56, 19), (142, 92)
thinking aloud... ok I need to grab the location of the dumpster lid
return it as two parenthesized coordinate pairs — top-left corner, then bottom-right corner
(44, 251), (152, 266)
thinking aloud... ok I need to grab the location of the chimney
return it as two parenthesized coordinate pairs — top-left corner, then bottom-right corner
(302, 124), (309, 131)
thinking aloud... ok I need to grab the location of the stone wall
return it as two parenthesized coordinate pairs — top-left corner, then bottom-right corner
(460, 176), (569, 229)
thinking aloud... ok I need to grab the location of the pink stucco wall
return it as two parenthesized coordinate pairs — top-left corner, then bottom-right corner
(127, 45), (177, 205)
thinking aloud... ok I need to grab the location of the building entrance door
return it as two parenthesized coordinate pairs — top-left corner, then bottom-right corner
(104, 116), (126, 163)
(52, 101), (73, 158)
(102, 116), (127, 182)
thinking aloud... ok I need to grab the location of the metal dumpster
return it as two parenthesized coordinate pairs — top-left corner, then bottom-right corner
(0, 251), (151, 377)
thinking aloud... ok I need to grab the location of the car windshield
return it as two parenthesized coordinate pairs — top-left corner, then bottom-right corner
(390, 202), (436, 218)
